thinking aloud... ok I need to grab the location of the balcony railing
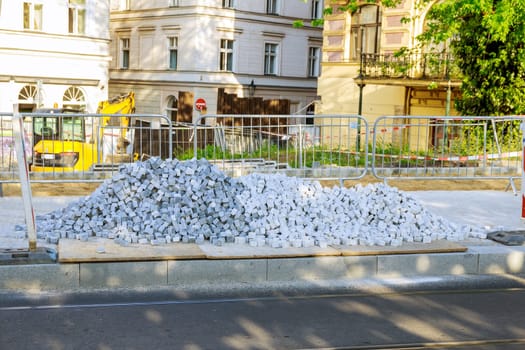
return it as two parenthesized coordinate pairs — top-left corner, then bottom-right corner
(360, 52), (461, 81)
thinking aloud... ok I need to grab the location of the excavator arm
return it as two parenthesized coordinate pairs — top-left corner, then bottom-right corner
(97, 92), (135, 161)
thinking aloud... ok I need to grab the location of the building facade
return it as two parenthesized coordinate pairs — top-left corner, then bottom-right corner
(0, 0), (111, 113)
(317, 0), (460, 119)
(108, 0), (323, 120)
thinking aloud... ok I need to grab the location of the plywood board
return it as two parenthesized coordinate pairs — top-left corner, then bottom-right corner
(59, 238), (467, 263)
(199, 243), (341, 259)
(58, 238), (206, 263)
(334, 240), (467, 256)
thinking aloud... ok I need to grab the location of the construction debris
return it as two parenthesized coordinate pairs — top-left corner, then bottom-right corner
(33, 158), (486, 248)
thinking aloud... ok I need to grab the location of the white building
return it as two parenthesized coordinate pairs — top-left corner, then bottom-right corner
(108, 0), (323, 119)
(0, 0), (111, 113)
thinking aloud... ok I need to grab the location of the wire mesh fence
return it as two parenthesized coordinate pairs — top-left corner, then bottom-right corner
(0, 112), (522, 189)
(192, 114), (368, 181)
(0, 112), (170, 182)
(371, 116), (523, 187)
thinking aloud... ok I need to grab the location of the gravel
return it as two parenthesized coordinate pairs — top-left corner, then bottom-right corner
(33, 157), (487, 247)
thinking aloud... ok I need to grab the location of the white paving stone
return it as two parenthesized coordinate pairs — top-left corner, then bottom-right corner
(30, 157), (484, 248)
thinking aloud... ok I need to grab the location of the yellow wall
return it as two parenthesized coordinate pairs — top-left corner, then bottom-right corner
(318, 0), (454, 120)
(317, 1), (463, 151)
(318, 64), (406, 118)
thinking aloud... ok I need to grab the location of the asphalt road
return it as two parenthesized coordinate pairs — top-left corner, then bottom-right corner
(2, 280), (525, 350)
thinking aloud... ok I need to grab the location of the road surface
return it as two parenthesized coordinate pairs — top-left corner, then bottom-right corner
(1, 280), (525, 350)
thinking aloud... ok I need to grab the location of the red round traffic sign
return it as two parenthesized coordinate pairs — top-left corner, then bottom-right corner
(195, 98), (206, 111)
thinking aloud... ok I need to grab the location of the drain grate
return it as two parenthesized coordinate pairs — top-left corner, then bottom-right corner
(0, 247), (57, 265)
(487, 230), (525, 246)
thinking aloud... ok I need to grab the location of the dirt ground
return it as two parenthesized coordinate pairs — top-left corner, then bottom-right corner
(322, 177), (519, 192)
(0, 176), (518, 197)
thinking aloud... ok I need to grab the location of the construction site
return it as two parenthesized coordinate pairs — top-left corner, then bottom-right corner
(0, 94), (524, 290)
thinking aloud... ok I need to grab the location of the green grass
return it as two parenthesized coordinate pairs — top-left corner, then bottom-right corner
(176, 144), (368, 168)
(176, 138), (522, 170)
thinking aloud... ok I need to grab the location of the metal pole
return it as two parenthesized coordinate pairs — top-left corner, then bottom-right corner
(357, 80), (365, 152)
(483, 122), (487, 169)
(356, 54), (366, 152)
(12, 104), (37, 251)
(491, 118), (502, 158)
(298, 122), (303, 169)
(167, 117), (173, 160)
(445, 80), (451, 116)
(194, 113), (200, 159)
(521, 121), (525, 220)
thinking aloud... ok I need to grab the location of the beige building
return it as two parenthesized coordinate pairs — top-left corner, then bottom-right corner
(317, 0), (460, 119)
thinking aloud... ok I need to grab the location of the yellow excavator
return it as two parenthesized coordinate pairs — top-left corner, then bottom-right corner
(97, 92), (136, 164)
(32, 92), (135, 172)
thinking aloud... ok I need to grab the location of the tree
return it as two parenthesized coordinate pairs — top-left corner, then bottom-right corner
(418, 0), (525, 116)
(297, 0), (525, 116)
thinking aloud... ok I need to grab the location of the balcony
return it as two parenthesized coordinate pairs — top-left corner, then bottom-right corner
(360, 52), (461, 82)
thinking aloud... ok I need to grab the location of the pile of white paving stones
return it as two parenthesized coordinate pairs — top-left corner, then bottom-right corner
(34, 157), (487, 248)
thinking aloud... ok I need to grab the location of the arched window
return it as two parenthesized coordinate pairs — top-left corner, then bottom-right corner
(18, 85), (37, 102)
(166, 95), (178, 122)
(63, 86), (86, 111)
(351, 5), (382, 61)
(18, 85), (39, 112)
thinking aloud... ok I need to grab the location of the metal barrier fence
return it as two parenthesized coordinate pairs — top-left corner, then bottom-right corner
(192, 114), (369, 181)
(0, 112), (171, 183)
(0, 112), (523, 189)
(372, 115), (523, 190)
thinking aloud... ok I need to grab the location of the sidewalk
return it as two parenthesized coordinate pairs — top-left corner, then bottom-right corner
(1, 191), (524, 292)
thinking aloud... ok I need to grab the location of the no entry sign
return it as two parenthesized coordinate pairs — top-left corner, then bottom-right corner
(195, 98), (206, 111)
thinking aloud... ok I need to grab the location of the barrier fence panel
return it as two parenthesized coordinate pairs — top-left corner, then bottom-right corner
(4, 112), (521, 188)
(372, 116), (523, 187)
(192, 114), (368, 181)
(0, 112), (171, 184)
(0, 113), (33, 181)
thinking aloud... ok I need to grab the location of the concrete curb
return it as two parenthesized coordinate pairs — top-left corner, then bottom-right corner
(2, 192), (525, 292)
(1, 244), (524, 292)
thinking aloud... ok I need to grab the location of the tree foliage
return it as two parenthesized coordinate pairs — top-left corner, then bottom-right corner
(418, 0), (525, 116)
(297, 0), (525, 116)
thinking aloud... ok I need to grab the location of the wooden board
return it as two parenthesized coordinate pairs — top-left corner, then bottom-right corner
(199, 242), (341, 260)
(58, 238), (467, 263)
(58, 238), (206, 263)
(333, 240), (467, 256)
(201, 240), (466, 259)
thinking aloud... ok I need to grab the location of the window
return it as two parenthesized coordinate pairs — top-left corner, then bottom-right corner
(311, 0), (323, 20)
(18, 85), (38, 111)
(222, 0), (234, 8)
(350, 5), (381, 61)
(308, 47), (321, 77)
(120, 38), (130, 69)
(23, 2), (43, 30)
(68, 0), (85, 34)
(169, 0), (179, 7)
(168, 37), (178, 69)
(264, 43), (278, 75)
(33, 117), (58, 139)
(266, 0), (279, 15)
(219, 39), (233, 72)
(61, 117), (84, 141)
(18, 85), (38, 102)
(63, 86), (86, 111)
(166, 95), (178, 122)
(306, 103), (315, 124)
